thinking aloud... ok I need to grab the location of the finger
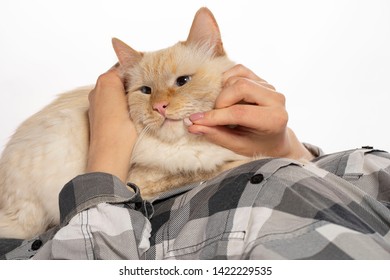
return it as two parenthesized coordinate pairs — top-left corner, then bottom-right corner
(89, 73), (122, 104)
(215, 77), (284, 109)
(224, 75), (276, 91)
(222, 64), (276, 94)
(259, 81), (276, 91)
(94, 70), (126, 95)
(110, 62), (121, 70)
(89, 71), (129, 120)
(190, 104), (288, 133)
(187, 124), (253, 156)
(88, 87), (96, 102)
(222, 64), (264, 84)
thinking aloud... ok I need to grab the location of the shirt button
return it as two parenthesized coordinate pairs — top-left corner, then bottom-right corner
(362, 146), (373, 149)
(250, 174), (264, 184)
(31, 239), (43, 251)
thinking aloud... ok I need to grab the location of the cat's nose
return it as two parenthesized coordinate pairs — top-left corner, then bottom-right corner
(153, 101), (169, 117)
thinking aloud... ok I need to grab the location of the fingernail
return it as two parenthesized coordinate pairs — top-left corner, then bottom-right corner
(191, 132), (204, 135)
(189, 128), (204, 135)
(183, 117), (193, 127)
(189, 112), (204, 122)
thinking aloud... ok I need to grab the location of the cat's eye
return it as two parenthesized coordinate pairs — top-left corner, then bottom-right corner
(176, 75), (191, 87)
(139, 86), (152, 94)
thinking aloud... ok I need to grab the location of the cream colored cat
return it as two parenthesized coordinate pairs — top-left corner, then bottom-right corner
(0, 8), (250, 239)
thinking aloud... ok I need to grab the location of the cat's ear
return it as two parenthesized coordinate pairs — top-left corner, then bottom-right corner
(112, 38), (142, 66)
(186, 7), (225, 56)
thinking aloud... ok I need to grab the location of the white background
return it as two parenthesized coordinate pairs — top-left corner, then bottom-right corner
(1, 0), (389, 154)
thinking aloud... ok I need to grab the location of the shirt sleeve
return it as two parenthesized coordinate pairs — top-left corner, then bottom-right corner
(33, 172), (152, 259)
(244, 148), (390, 259)
(303, 142), (325, 158)
(313, 147), (390, 204)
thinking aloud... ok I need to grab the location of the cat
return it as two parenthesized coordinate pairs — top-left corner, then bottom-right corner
(0, 7), (251, 239)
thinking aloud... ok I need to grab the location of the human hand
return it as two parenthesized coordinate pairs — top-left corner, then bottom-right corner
(86, 67), (138, 182)
(187, 64), (313, 161)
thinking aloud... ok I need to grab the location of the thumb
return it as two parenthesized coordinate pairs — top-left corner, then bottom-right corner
(189, 109), (236, 127)
(188, 124), (249, 156)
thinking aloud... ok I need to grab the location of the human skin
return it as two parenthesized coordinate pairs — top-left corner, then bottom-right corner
(86, 68), (137, 183)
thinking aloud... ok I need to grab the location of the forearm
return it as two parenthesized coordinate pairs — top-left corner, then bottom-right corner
(86, 132), (136, 183)
(86, 68), (138, 183)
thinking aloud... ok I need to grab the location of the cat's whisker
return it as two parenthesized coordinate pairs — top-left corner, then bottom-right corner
(130, 124), (153, 162)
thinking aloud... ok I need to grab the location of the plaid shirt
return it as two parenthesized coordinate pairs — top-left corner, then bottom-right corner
(4, 145), (390, 259)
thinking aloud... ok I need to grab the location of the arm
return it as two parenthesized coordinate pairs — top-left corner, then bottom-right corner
(33, 68), (150, 259)
(32, 172), (151, 259)
(86, 67), (137, 182)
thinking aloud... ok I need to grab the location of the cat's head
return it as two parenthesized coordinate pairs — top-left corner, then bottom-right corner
(112, 8), (234, 143)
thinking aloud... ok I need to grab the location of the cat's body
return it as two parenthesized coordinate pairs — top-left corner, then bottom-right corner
(0, 89), (91, 238)
(0, 8), (251, 239)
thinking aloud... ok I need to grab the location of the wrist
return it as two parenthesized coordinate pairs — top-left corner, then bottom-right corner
(86, 134), (136, 183)
(284, 128), (314, 161)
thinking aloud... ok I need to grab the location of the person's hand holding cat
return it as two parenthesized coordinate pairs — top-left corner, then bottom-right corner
(188, 64), (313, 160)
(86, 67), (138, 182)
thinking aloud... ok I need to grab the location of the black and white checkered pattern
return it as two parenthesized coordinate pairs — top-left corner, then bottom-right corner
(3, 147), (390, 259)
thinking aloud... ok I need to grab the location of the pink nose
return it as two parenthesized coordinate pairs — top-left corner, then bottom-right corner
(153, 101), (169, 116)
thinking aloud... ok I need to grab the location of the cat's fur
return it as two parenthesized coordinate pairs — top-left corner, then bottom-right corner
(0, 8), (250, 239)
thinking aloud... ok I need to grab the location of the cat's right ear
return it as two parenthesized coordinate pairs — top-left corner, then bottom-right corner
(186, 7), (225, 56)
(112, 38), (142, 66)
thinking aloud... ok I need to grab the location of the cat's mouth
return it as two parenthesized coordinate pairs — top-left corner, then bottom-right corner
(152, 114), (193, 135)
(160, 116), (192, 130)
(149, 116), (193, 142)
(162, 117), (183, 126)
(164, 118), (178, 123)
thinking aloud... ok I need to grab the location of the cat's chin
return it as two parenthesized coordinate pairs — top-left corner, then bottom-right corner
(155, 118), (193, 143)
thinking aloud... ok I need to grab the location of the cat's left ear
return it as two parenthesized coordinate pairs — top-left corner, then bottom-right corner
(112, 38), (142, 66)
(186, 7), (225, 56)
